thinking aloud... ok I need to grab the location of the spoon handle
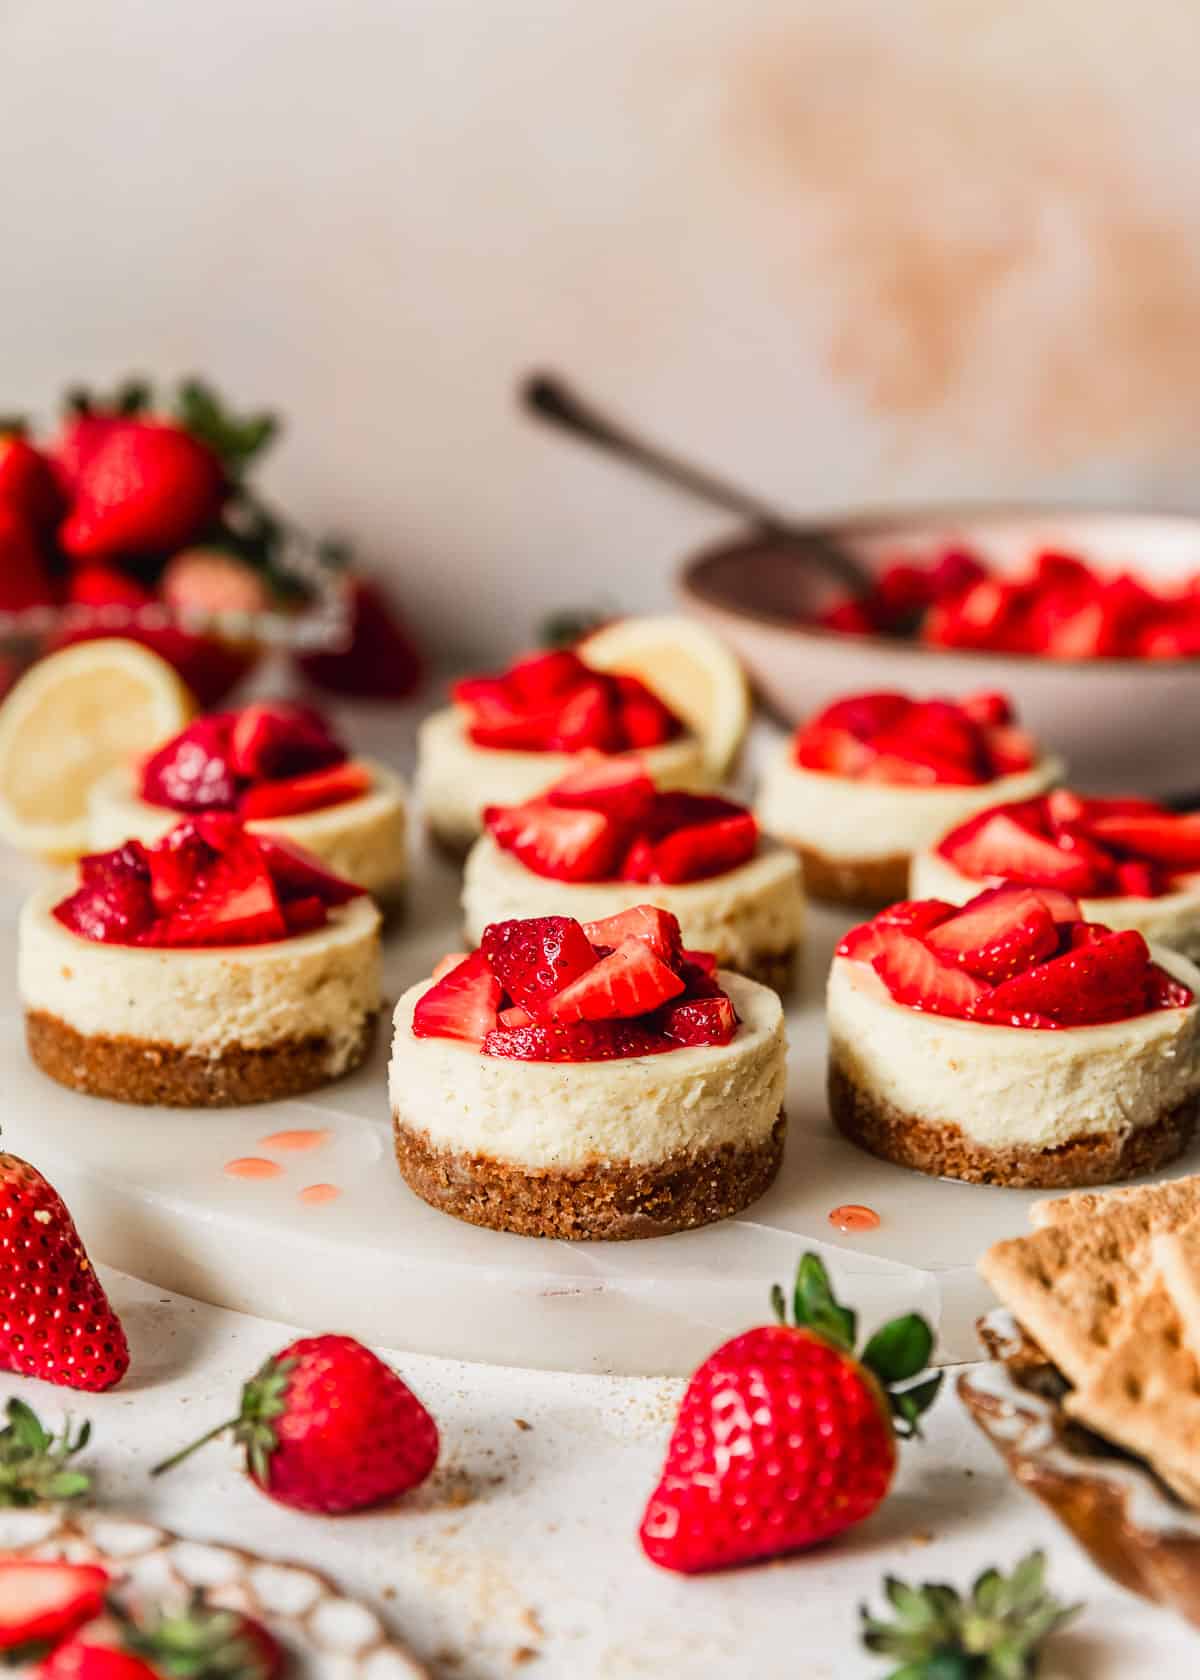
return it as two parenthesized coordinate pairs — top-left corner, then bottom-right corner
(521, 373), (869, 596)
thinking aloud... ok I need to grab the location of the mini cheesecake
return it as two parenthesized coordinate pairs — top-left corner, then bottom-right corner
(912, 792), (1200, 962)
(21, 817), (381, 1107)
(756, 690), (1062, 909)
(827, 888), (1200, 1189)
(388, 906), (787, 1238)
(417, 647), (709, 853)
(462, 759), (804, 988)
(88, 702), (407, 909)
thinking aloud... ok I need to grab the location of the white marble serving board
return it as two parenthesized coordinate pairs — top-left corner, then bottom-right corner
(4, 707), (1195, 1376)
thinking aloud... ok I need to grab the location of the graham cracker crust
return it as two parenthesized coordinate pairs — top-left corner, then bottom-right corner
(392, 1109), (786, 1239)
(828, 1057), (1199, 1189)
(791, 846), (910, 910)
(26, 1008), (377, 1109)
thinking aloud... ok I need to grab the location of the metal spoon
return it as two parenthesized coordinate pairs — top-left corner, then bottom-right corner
(520, 371), (871, 597)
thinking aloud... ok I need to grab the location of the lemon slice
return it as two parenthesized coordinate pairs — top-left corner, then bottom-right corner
(580, 614), (751, 779)
(0, 639), (195, 858)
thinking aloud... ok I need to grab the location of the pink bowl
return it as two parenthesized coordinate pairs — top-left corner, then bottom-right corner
(678, 508), (1200, 797)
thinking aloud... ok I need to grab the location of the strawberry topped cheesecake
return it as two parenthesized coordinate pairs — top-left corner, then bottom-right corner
(756, 691), (1062, 908)
(388, 906), (787, 1237)
(20, 816), (381, 1105)
(417, 648), (709, 853)
(827, 886), (1200, 1187)
(912, 792), (1200, 962)
(462, 758), (804, 987)
(88, 701), (407, 908)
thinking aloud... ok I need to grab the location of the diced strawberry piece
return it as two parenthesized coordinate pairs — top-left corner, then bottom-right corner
(985, 726), (1037, 774)
(228, 702), (345, 781)
(1030, 886), (1083, 923)
(481, 1020), (672, 1061)
(793, 722), (876, 775)
(940, 810), (1111, 893)
(548, 937), (685, 1023)
(486, 798), (621, 882)
(870, 929), (987, 1019)
(872, 563), (933, 622)
(925, 886), (1059, 983)
(55, 842), (156, 944)
(619, 835), (657, 881)
(615, 674), (680, 746)
(547, 757), (656, 824)
(281, 895), (327, 935)
(550, 681), (623, 753)
(1137, 616), (1200, 659)
(1045, 789), (1088, 829)
(146, 821), (218, 911)
(818, 692), (912, 737)
(959, 691), (1013, 727)
(1089, 812), (1200, 870)
(643, 811), (758, 884)
(971, 929), (1154, 1027)
(817, 599), (878, 634)
(432, 951), (469, 981)
(67, 564), (153, 609)
(656, 995), (738, 1046)
(498, 1004), (532, 1028)
(239, 760), (372, 820)
(860, 750), (978, 787)
(506, 649), (589, 703)
(466, 694), (565, 750)
(1146, 966), (1194, 1009)
(413, 951), (502, 1046)
(253, 835), (363, 905)
(151, 833), (287, 947)
(1033, 549), (1093, 590)
(923, 578), (1022, 649)
(929, 547), (988, 598)
(481, 916), (598, 1021)
(1116, 859), (1163, 898)
(1068, 921), (1114, 947)
(140, 715), (239, 812)
(581, 906), (684, 967)
(679, 946), (718, 976)
(452, 674), (513, 710)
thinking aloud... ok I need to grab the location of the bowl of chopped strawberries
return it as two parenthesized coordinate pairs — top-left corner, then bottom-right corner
(679, 508), (1200, 795)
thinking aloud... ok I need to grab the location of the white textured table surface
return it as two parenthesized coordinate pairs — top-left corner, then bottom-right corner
(1, 1269), (1196, 1678)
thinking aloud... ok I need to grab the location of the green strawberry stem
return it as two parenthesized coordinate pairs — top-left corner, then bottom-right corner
(0, 1397), (93, 1507)
(151, 1353), (295, 1481)
(150, 1415), (242, 1479)
(771, 1254), (943, 1439)
(861, 1550), (1081, 1678)
(111, 1589), (274, 1680)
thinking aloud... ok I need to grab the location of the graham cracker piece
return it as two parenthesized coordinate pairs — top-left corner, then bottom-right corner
(1152, 1218), (1200, 1368)
(979, 1190), (1200, 1385)
(1065, 1273), (1200, 1509)
(1030, 1174), (1200, 1231)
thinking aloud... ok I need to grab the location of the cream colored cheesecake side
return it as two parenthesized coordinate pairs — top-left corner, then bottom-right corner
(19, 890), (382, 1066)
(756, 742), (1063, 862)
(910, 847), (1200, 962)
(388, 970), (786, 1170)
(88, 759), (408, 901)
(461, 835), (804, 970)
(415, 707), (709, 851)
(826, 947), (1200, 1153)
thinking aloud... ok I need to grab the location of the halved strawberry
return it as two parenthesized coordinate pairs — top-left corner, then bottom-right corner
(581, 906), (684, 967)
(1088, 812), (1200, 870)
(506, 648), (589, 703)
(550, 681), (622, 752)
(940, 809), (1110, 893)
(481, 1020), (671, 1061)
(486, 798), (620, 882)
(253, 835), (363, 905)
(151, 832), (287, 947)
(970, 929), (1154, 1027)
(547, 757), (656, 824)
(836, 900), (955, 962)
(925, 886), (1059, 982)
(466, 694), (565, 750)
(870, 928), (987, 1019)
(413, 950), (502, 1045)
(0, 1559), (109, 1654)
(548, 937), (685, 1023)
(229, 702), (345, 781)
(481, 916), (598, 1020)
(657, 995), (738, 1046)
(140, 715), (239, 812)
(644, 810), (758, 884)
(239, 760), (372, 820)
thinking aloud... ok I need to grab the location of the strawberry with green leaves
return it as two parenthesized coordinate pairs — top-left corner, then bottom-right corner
(39, 1592), (282, 1680)
(0, 1397), (93, 1507)
(0, 1560), (108, 1658)
(639, 1254), (942, 1574)
(860, 1550), (1080, 1678)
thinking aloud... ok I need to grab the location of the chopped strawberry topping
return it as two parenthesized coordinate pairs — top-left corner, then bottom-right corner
(792, 691), (1036, 786)
(840, 889), (1191, 1027)
(418, 906), (736, 1061)
(54, 820), (365, 948)
(453, 650), (682, 753)
(141, 703), (361, 819)
(486, 779), (759, 885)
(937, 793), (1200, 898)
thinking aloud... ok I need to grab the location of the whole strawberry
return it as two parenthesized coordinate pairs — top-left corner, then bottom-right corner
(153, 1332), (438, 1513)
(297, 575), (423, 700)
(639, 1254), (942, 1574)
(59, 420), (225, 561)
(0, 1153), (130, 1393)
(39, 1591), (282, 1680)
(0, 504), (56, 612)
(0, 423), (62, 533)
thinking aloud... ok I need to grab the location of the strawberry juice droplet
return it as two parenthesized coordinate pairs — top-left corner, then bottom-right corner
(224, 1157), (283, 1180)
(828, 1203), (880, 1232)
(259, 1128), (331, 1153)
(299, 1183), (341, 1205)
